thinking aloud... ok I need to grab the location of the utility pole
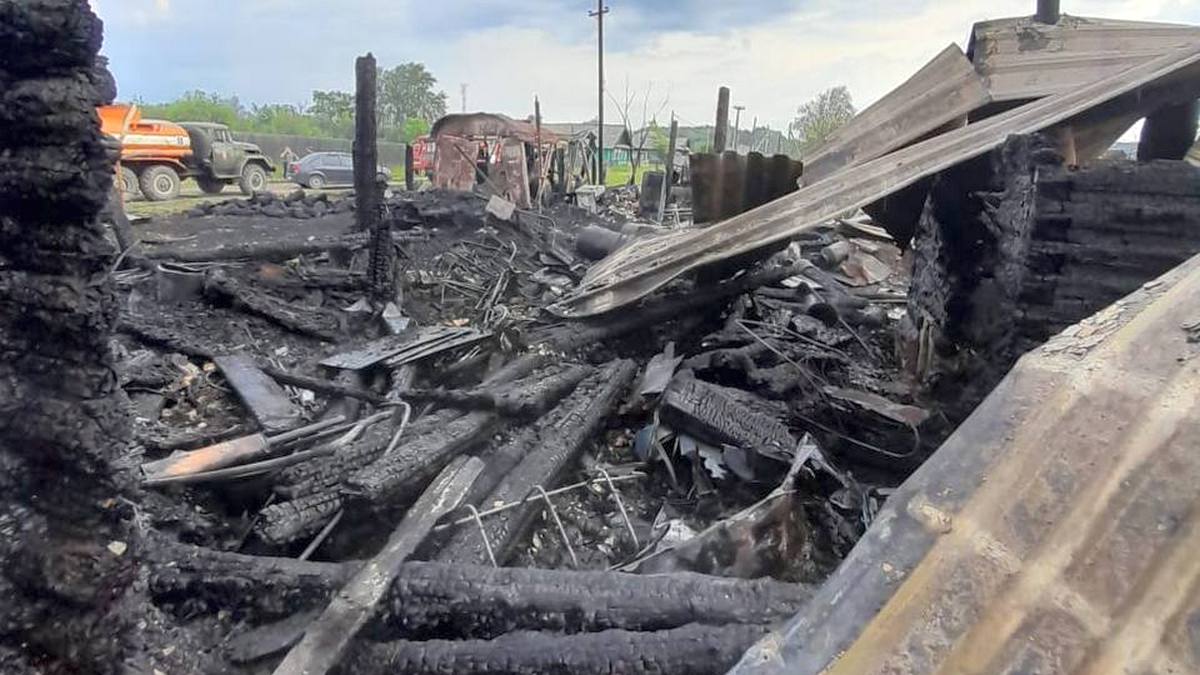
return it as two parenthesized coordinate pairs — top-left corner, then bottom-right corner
(1035, 0), (1060, 24)
(732, 105), (745, 152)
(590, 1), (609, 184)
(460, 83), (468, 113)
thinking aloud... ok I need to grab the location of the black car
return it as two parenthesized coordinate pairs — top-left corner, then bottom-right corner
(289, 151), (390, 189)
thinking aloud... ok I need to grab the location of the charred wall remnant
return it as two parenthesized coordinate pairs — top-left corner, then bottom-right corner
(905, 132), (1200, 411)
(0, 0), (138, 671)
(690, 151), (804, 224)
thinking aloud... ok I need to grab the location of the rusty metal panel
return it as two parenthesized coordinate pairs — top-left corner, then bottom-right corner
(972, 15), (1200, 101)
(553, 42), (1200, 317)
(688, 151), (802, 224)
(431, 135), (478, 192)
(732, 252), (1200, 674)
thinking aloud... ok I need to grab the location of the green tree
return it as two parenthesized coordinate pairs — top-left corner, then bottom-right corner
(377, 62), (448, 127)
(790, 86), (855, 153)
(309, 89), (355, 136)
(247, 103), (324, 136)
(139, 90), (241, 126)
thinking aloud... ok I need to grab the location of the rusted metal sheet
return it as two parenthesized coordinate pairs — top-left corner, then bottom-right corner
(802, 44), (990, 186)
(431, 135), (478, 193)
(732, 252), (1200, 674)
(430, 112), (558, 145)
(689, 151), (802, 223)
(555, 42), (1200, 317)
(971, 15), (1200, 102)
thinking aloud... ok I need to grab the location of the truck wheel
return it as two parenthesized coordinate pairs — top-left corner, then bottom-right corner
(118, 166), (141, 200)
(239, 163), (268, 195)
(306, 174), (326, 190)
(139, 166), (181, 202)
(197, 176), (226, 194)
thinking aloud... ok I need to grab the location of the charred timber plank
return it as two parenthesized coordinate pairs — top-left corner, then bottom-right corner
(214, 353), (304, 434)
(344, 624), (769, 675)
(660, 375), (797, 461)
(146, 541), (356, 621)
(319, 326), (488, 371)
(203, 269), (340, 341)
(404, 364), (592, 418)
(260, 412), (464, 544)
(273, 456), (483, 675)
(371, 562), (813, 640)
(343, 411), (496, 507)
(118, 313), (216, 360)
(436, 360), (637, 565)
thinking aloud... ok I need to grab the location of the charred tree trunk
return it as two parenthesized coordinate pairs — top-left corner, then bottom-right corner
(344, 624), (768, 675)
(0, 2), (139, 670)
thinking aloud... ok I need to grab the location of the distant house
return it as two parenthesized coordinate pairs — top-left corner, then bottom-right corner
(541, 122), (626, 165)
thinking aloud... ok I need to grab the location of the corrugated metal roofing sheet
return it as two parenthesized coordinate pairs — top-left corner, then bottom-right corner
(731, 251), (1200, 674)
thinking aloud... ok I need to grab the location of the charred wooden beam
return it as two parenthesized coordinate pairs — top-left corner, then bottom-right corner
(148, 544), (811, 637)
(1137, 100), (1200, 161)
(403, 364), (592, 417)
(274, 457), (483, 675)
(345, 624), (768, 675)
(659, 375), (797, 462)
(146, 540), (356, 621)
(369, 562), (813, 640)
(343, 411), (497, 507)
(203, 269), (340, 341)
(435, 359), (637, 565)
(214, 353), (304, 434)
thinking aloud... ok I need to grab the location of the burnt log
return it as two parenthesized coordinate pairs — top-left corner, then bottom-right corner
(343, 624), (769, 675)
(660, 375), (797, 462)
(343, 411), (497, 507)
(370, 562), (812, 640)
(435, 359), (637, 565)
(403, 364), (592, 417)
(257, 490), (345, 546)
(203, 269), (340, 341)
(144, 542), (812, 640)
(263, 366), (385, 406)
(146, 541), (356, 621)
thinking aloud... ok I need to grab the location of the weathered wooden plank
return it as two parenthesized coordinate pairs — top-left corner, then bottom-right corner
(214, 353), (303, 433)
(272, 455), (483, 675)
(553, 42), (1200, 317)
(318, 326), (489, 371)
(971, 15), (1200, 102)
(802, 44), (990, 185)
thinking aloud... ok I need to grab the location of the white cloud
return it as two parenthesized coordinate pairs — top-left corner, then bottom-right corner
(425, 0), (1200, 131)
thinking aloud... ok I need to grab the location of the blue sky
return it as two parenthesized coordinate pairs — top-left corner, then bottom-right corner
(92, 0), (1200, 131)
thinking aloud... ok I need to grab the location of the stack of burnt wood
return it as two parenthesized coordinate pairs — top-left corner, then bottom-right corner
(901, 132), (1200, 414)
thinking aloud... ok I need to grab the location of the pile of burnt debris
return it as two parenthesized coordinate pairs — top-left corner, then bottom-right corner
(108, 165), (931, 673)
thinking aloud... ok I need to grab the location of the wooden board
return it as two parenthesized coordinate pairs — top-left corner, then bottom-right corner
(214, 354), (302, 434)
(802, 44), (991, 185)
(971, 15), (1200, 101)
(552, 43), (1200, 318)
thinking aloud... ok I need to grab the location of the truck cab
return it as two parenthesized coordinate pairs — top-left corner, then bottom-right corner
(179, 122), (275, 196)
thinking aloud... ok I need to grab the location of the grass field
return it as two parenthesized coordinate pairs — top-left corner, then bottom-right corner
(604, 162), (664, 188)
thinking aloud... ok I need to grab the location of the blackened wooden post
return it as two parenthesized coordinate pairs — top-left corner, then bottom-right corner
(404, 143), (415, 191)
(355, 53), (393, 303)
(713, 87), (730, 153)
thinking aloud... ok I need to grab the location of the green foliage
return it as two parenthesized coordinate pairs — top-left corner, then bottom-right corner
(378, 62), (448, 127)
(790, 86), (855, 154)
(139, 90), (242, 126)
(138, 60), (448, 142)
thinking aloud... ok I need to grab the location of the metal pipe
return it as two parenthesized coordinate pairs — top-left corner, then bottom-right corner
(1036, 0), (1060, 24)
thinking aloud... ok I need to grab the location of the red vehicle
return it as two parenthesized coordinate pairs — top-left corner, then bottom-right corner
(410, 135), (434, 175)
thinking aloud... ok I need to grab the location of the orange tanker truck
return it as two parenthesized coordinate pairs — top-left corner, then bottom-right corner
(99, 104), (274, 201)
